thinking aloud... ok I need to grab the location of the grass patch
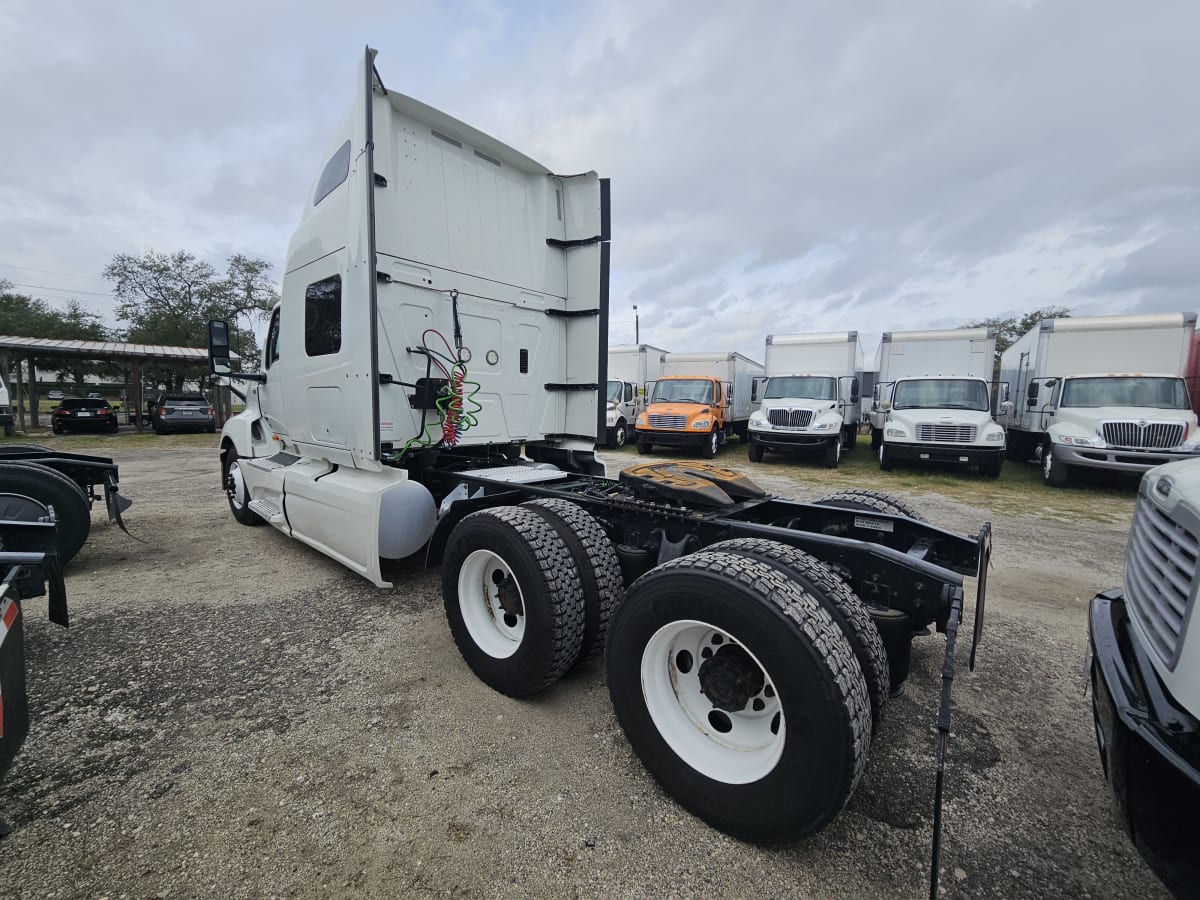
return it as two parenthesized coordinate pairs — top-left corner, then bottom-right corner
(0, 431), (216, 451)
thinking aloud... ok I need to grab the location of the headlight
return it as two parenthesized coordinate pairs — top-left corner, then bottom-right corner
(886, 427), (907, 438)
(750, 412), (767, 425)
(1181, 441), (1200, 452)
(811, 421), (837, 431)
(636, 415), (646, 427)
(692, 419), (711, 430)
(984, 430), (1005, 442)
(1058, 435), (1104, 447)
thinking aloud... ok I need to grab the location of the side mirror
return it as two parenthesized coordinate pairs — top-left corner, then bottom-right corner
(1001, 400), (1014, 413)
(879, 400), (892, 412)
(208, 320), (233, 376)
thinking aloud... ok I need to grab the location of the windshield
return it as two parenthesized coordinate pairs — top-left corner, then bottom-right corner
(764, 376), (837, 401)
(606, 381), (622, 403)
(652, 378), (713, 404)
(1060, 376), (1189, 410)
(893, 378), (989, 411)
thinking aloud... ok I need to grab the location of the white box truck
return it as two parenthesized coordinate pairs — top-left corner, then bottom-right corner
(870, 327), (1006, 477)
(746, 332), (864, 468)
(1089, 457), (1200, 897)
(1000, 313), (1200, 487)
(204, 48), (994, 876)
(602, 344), (668, 448)
(634, 351), (764, 457)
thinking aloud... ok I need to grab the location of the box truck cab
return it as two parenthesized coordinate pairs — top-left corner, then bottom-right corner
(870, 328), (1005, 477)
(603, 344), (668, 448)
(634, 352), (763, 458)
(1000, 314), (1200, 487)
(746, 332), (863, 468)
(1089, 457), (1200, 897)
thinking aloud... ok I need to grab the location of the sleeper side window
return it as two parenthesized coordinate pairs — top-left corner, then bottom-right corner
(313, 140), (351, 206)
(265, 309), (281, 369)
(304, 276), (342, 357)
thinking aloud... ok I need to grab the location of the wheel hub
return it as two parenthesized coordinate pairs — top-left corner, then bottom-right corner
(698, 643), (765, 712)
(493, 571), (523, 618)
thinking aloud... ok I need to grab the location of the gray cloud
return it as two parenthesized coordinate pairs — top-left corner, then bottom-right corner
(0, 0), (1196, 363)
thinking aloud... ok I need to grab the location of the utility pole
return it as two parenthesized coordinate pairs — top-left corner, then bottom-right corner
(633, 305), (639, 344)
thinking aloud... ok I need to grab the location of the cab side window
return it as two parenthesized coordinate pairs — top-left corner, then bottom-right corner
(305, 276), (342, 357)
(265, 309), (281, 369)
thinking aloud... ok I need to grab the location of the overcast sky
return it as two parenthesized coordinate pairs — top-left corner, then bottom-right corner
(1, 0), (1196, 361)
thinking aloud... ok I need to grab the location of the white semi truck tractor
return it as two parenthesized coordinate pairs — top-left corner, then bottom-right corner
(208, 49), (993, 887)
(1090, 457), (1200, 896)
(602, 344), (667, 448)
(1000, 312), (1200, 488)
(747, 332), (864, 468)
(870, 328), (1007, 478)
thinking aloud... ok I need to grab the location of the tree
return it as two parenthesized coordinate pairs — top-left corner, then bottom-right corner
(965, 305), (1073, 357)
(103, 250), (277, 389)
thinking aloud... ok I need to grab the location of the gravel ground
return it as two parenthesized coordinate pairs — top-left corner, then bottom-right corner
(0, 436), (1171, 899)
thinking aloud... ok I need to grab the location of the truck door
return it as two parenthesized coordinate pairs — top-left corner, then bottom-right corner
(256, 307), (288, 438)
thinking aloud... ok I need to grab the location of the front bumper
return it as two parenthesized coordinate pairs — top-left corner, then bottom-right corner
(1089, 591), (1200, 896)
(635, 429), (708, 448)
(1054, 442), (1200, 475)
(885, 441), (1004, 466)
(748, 428), (837, 450)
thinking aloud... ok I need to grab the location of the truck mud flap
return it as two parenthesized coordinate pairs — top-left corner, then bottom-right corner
(102, 472), (138, 541)
(970, 522), (991, 670)
(1, 574), (30, 797)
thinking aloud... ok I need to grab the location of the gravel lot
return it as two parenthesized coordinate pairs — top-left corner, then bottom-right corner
(0, 436), (1171, 899)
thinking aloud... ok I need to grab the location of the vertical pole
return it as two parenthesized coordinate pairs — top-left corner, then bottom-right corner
(133, 362), (144, 434)
(15, 356), (25, 433)
(633, 305), (639, 345)
(27, 355), (39, 430)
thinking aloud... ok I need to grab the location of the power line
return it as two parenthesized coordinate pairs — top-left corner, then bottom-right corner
(7, 282), (119, 301)
(0, 262), (111, 284)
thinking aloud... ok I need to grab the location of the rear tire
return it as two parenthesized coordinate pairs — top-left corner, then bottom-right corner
(706, 538), (889, 736)
(636, 438), (652, 455)
(870, 428), (882, 452)
(747, 442), (764, 463)
(0, 461), (90, 563)
(814, 489), (926, 522)
(606, 551), (870, 841)
(443, 507), (586, 697)
(522, 499), (624, 666)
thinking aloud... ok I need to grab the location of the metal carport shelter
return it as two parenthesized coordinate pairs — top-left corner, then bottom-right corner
(0, 336), (236, 434)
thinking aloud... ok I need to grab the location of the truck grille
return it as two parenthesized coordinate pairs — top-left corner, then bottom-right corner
(915, 424), (977, 443)
(647, 414), (687, 429)
(1124, 494), (1198, 669)
(1101, 420), (1185, 450)
(767, 409), (813, 429)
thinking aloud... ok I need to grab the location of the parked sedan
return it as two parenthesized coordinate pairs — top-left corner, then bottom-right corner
(51, 398), (119, 434)
(151, 393), (216, 434)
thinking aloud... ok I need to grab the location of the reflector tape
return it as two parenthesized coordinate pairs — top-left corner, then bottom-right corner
(0, 596), (16, 646)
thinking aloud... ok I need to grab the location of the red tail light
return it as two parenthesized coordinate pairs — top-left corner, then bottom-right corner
(158, 407), (167, 416)
(98, 408), (111, 415)
(54, 408), (68, 416)
(207, 407), (214, 416)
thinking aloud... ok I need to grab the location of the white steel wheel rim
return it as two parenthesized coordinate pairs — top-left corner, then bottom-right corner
(458, 549), (525, 659)
(227, 460), (248, 510)
(1043, 452), (1052, 480)
(640, 619), (785, 784)
(615, 424), (627, 447)
(879, 444), (885, 464)
(710, 431), (719, 454)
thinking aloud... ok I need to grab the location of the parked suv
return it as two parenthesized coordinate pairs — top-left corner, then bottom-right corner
(151, 392), (215, 434)
(51, 398), (119, 434)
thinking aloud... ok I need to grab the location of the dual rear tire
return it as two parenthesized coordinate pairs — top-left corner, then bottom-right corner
(441, 500), (886, 842)
(0, 461), (91, 563)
